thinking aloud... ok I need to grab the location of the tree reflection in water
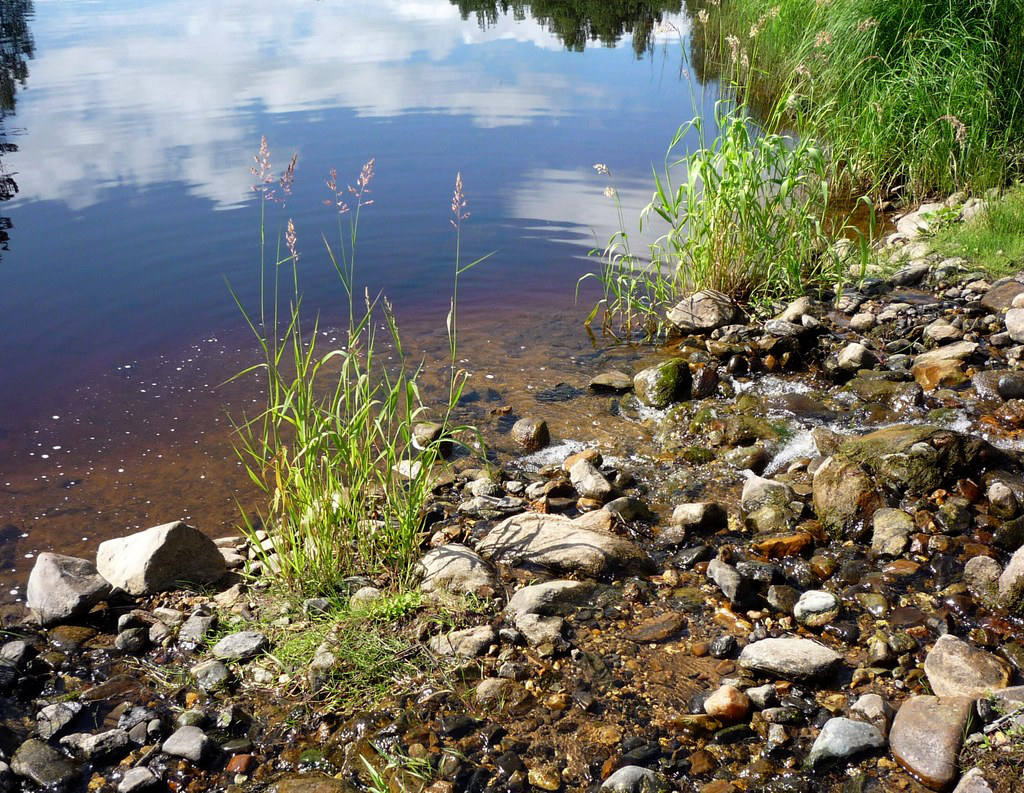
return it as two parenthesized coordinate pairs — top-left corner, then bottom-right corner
(451, 0), (682, 57)
(0, 0), (34, 258)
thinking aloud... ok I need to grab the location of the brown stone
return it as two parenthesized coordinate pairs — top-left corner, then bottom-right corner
(688, 749), (718, 775)
(883, 560), (921, 576)
(912, 359), (968, 390)
(703, 684), (751, 724)
(980, 280), (1024, 311)
(923, 634), (1011, 698)
(889, 696), (973, 791)
(751, 532), (814, 558)
(624, 612), (687, 643)
(227, 755), (257, 774)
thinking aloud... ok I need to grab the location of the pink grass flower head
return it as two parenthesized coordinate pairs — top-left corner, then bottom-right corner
(451, 172), (469, 229)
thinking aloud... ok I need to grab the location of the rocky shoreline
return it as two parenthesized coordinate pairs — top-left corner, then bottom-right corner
(4, 196), (1024, 792)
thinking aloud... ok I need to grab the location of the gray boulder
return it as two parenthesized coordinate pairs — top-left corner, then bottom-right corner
(161, 726), (213, 763)
(426, 625), (496, 658)
(25, 553), (112, 626)
(804, 717), (885, 770)
(60, 729), (130, 761)
(96, 522), (226, 596)
(211, 631), (268, 662)
(11, 739), (80, 789)
(192, 659), (232, 691)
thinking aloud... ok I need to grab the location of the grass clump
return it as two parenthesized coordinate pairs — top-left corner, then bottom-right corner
(232, 141), (482, 597)
(693, 0), (1024, 200)
(930, 186), (1024, 276)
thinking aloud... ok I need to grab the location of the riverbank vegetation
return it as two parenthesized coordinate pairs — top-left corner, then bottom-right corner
(585, 0), (1024, 336)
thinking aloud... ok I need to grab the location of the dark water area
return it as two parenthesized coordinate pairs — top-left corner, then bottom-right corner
(0, 0), (716, 603)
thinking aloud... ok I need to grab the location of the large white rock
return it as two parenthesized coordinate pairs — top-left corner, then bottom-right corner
(26, 553), (112, 626)
(476, 513), (654, 576)
(739, 636), (843, 680)
(96, 522), (226, 596)
(923, 634), (1011, 698)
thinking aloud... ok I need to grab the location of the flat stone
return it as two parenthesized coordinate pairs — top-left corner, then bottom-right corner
(36, 701), (83, 739)
(60, 728), (130, 761)
(739, 637), (843, 681)
(623, 612), (687, 643)
(980, 280), (1024, 312)
(590, 371), (633, 392)
(25, 552), (112, 626)
(671, 502), (728, 533)
(212, 631), (268, 662)
(476, 513), (654, 577)
(872, 508), (914, 556)
(96, 521), (226, 596)
(924, 634), (1011, 698)
(805, 717), (885, 770)
(11, 738), (80, 789)
(271, 776), (359, 793)
(119, 767), (160, 793)
(416, 544), (496, 596)
(890, 695), (973, 791)
(426, 625), (496, 658)
(750, 532), (813, 558)
(506, 580), (594, 622)
(162, 725), (213, 763)
(178, 613), (215, 648)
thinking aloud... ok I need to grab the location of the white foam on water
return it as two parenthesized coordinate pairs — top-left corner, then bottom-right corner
(733, 375), (813, 397)
(765, 429), (820, 475)
(518, 439), (589, 470)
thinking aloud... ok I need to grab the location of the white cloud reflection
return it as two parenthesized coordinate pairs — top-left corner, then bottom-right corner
(12, 0), (667, 210)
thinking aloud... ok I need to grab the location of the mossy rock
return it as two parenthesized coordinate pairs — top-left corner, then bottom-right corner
(634, 359), (692, 409)
(678, 446), (716, 465)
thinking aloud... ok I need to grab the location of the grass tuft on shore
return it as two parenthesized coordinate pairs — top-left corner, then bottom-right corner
(694, 0), (1024, 201)
(930, 185), (1024, 277)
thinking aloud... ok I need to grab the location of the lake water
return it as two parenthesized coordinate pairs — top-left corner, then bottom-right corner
(0, 0), (713, 604)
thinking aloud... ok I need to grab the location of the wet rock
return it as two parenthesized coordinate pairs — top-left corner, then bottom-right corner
(212, 631), (268, 662)
(892, 263), (931, 287)
(624, 612), (687, 643)
(739, 637), (843, 681)
(985, 480), (1016, 519)
(850, 693), (894, 737)
(477, 513), (654, 576)
(964, 556), (1001, 605)
(751, 532), (813, 559)
(416, 544), (496, 596)
(427, 625), (496, 657)
(36, 701), (83, 739)
(812, 457), (882, 539)
(192, 658), (232, 691)
(890, 695), (972, 791)
(804, 717), (885, 770)
(605, 497), (655, 523)
(741, 475), (795, 512)
(115, 627), (149, 654)
(118, 767), (160, 793)
(667, 289), (740, 333)
(793, 590), (840, 628)
(924, 634), (1011, 698)
(569, 459), (615, 502)
(952, 769), (995, 793)
(475, 678), (516, 707)
(511, 418), (549, 452)
(633, 359), (691, 409)
(997, 545), (1024, 611)
(25, 552), (112, 626)
(1004, 309), (1024, 344)
(60, 729), (130, 761)
(911, 341), (978, 389)
(981, 280), (1024, 311)
(162, 725), (213, 763)
(837, 343), (879, 371)
(591, 370), (634, 392)
(97, 521), (226, 596)
(704, 685), (750, 724)
(507, 580), (593, 622)
(707, 558), (750, 606)
(671, 502), (728, 533)
(270, 776), (355, 793)
(691, 366), (719, 399)
(11, 739), (79, 789)
(993, 515), (1024, 551)
(767, 585), (800, 614)
(871, 508), (914, 556)
(600, 765), (666, 792)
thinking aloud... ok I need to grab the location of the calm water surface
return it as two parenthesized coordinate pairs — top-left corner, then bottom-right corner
(0, 0), (714, 603)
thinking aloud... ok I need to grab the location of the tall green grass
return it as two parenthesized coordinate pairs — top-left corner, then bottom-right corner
(931, 184), (1024, 276)
(694, 0), (1024, 200)
(232, 142), (481, 596)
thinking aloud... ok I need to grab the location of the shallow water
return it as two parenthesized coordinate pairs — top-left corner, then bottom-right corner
(0, 0), (722, 600)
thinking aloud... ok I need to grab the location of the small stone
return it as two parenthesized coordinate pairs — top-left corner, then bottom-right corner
(115, 627), (149, 654)
(600, 765), (662, 792)
(192, 659), (232, 691)
(849, 312), (876, 333)
(703, 685), (750, 724)
(952, 768), (995, 793)
(837, 343), (878, 371)
(805, 717), (885, 770)
(923, 634), (1011, 697)
(162, 725), (213, 763)
(671, 502), (728, 533)
(416, 544), (496, 596)
(590, 371), (633, 392)
(178, 614), (215, 648)
(475, 678), (515, 707)
(569, 459), (615, 502)
(793, 590), (840, 628)
(427, 625), (496, 657)
(1005, 308), (1024, 343)
(212, 631), (268, 662)
(36, 701), (83, 739)
(871, 508), (914, 556)
(624, 612), (687, 643)
(60, 729), (130, 761)
(511, 418), (549, 452)
(850, 693), (894, 737)
(119, 767), (159, 793)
